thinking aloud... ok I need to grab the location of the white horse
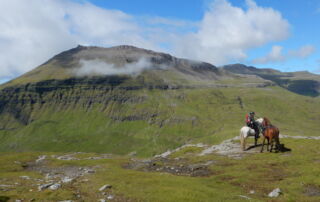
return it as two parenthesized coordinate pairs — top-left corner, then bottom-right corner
(239, 118), (263, 151)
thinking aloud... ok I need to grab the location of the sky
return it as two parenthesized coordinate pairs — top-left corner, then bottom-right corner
(1, 0), (320, 83)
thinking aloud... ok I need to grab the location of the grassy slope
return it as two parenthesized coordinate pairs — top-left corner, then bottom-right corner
(0, 86), (319, 157)
(0, 62), (72, 89)
(1, 137), (320, 201)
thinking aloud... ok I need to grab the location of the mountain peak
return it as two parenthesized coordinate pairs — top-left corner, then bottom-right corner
(2, 45), (227, 88)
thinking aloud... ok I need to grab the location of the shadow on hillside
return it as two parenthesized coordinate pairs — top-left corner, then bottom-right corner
(245, 143), (292, 152)
(277, 144), (292, 152)
(245, 144), (262, 151)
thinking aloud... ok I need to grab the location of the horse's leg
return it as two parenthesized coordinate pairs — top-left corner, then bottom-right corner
(275, 137), (280, 152)
(240, 134), (245, 151)
(254, 137), (257, 147)
(260, 137), (266, 153)
(266, 138), (270, 151)
(270, 138), (274, 152)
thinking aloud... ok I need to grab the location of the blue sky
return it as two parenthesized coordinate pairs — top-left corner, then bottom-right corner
(87, 0), (320, 72)
(0, 0), (319, 84)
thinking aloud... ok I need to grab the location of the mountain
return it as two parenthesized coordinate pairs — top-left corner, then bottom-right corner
(223, 63), (320, 97)
(2, 45), (225, 88)
(0, 45), (319, 156)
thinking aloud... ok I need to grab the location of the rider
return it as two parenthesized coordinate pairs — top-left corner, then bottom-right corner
(246, 112), (259, 138)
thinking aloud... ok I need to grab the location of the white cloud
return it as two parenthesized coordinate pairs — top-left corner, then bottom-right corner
(252, 45), (285, 64)
(253, 45), (316, 64)
(0, 0), (156, 80)
(73, 57), (167, 77)
(174, 0), (290, 65)
(0, 0), (291, 81)
(288, 45), (315, 58)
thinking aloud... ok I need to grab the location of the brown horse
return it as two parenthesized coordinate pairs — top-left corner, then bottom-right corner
(260, 117), (280, 153)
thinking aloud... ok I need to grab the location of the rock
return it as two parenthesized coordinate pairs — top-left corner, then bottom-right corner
(38, 183), (53, 191)
(107, 195), (114, 200)
(15, 200), (22, 202)
(268, 188), (281, 197)
(62, 177), (73, 183)
(56, 154), (79, 160)
(129, 151), (137, 156)
(99, 199), (106, 202)
(249, 190), (255, 194)
(238, 195), (251, 200)
(0, 184), (13, 188)
(20, 176), (31, 180)
(84, 168), (95, 174)
(99, 184), (112, 191)
(49, 183), (61, 190)
(36, 155), (46, 163)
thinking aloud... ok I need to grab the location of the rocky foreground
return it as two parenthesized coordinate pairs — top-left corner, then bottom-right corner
(1, 135), (320, 201)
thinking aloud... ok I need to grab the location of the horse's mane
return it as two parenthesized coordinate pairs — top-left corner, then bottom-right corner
(263, 117), (271, 126)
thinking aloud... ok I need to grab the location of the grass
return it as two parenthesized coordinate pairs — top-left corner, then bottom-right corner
(0, 86), (319, 157)
(1, 137), (320, 201)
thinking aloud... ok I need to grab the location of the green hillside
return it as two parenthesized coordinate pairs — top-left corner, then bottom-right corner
(1, 83), (319, 156)
(0, 45), (319, 157)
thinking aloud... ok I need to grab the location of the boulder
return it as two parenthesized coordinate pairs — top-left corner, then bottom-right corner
(268, 188), (281, 197)
(99, 184), (112, 191)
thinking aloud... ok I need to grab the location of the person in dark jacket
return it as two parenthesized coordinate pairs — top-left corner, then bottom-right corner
(245, 112), (259, 139)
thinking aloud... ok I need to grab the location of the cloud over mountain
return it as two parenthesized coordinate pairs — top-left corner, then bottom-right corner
(0, 0), (291, 81)
(73, 57), (166, 77)
(253, 45), (315, 64)
(174, 0), (290, 65)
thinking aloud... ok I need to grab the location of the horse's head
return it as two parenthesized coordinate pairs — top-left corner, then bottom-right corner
(262, 117), (271, 127)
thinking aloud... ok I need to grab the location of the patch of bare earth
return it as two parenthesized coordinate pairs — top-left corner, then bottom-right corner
(123, 157), (216, 177)
(303, 184), (320, 196)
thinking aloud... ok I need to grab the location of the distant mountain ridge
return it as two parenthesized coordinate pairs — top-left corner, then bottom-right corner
(222, 63), (320, 97)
